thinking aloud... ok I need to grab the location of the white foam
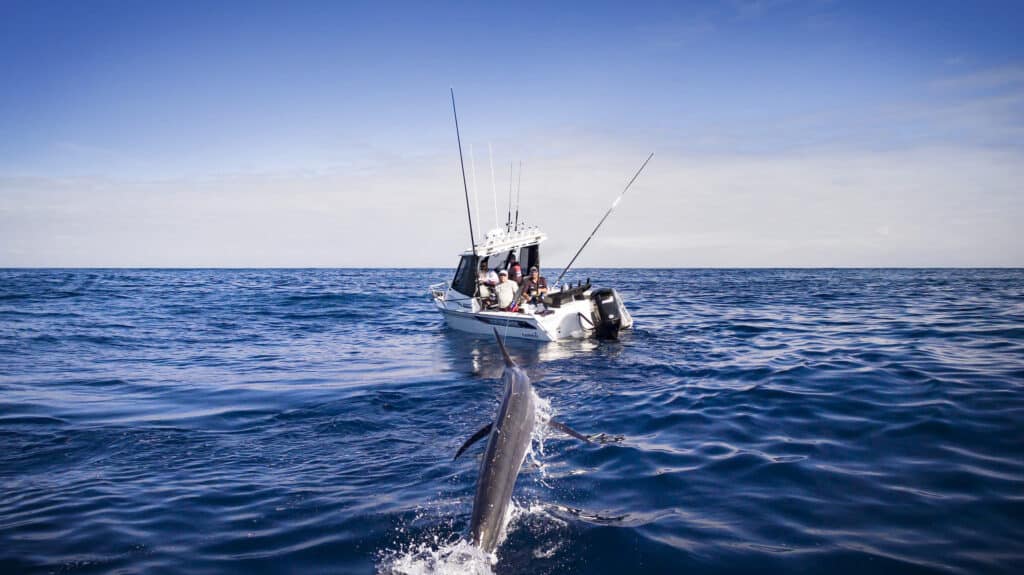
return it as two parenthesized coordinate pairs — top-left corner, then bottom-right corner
(379, 538), (495, 575)
(527, 391), (554, 478)
(507, 499), (567, 529)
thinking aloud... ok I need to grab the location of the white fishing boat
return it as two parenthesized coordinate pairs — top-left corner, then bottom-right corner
(429, 225), (632, 341)
(429, 90), (649, 342)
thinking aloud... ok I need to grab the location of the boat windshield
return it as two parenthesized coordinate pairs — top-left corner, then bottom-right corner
(451, 255), (478, 297)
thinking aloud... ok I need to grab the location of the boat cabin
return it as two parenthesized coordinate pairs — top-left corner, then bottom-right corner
(450, 226), (547, 298)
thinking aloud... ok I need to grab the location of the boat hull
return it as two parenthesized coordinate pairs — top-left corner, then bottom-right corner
(436, 299), (596, 342)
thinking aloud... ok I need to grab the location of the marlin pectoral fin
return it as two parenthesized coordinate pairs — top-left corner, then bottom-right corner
(548, 419), (592, 443)
(589, 432), (626, 444)
(454, 422), (493, 460)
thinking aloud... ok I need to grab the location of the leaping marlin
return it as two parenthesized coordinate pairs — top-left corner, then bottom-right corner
(454, 328), (591, 553)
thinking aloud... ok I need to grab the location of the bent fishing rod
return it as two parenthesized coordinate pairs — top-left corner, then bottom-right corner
(450, 88), (477, 256)
(553, 152), (654, 288)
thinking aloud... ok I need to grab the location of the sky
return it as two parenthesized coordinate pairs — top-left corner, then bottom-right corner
(1, 0), (1022, 267)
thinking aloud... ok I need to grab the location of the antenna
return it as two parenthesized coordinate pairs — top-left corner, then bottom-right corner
(470, 144), (481, 242)
(488, 143), (498, 232)
(514, 160), (522, 230)
(450, 88), (476, 255)
(554, 153), (654, 287)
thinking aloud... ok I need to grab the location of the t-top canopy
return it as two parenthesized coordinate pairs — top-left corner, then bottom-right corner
(464, 225), (547, 257)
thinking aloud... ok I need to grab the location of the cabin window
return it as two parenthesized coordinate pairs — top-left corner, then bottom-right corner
(480, 250), (515, 273)
(451, 255), (479, 297)
(519, 245), (539, 273)
(499, 249), (517, 269)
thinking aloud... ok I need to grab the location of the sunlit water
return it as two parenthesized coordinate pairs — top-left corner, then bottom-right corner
(1, 269), (1022, 574)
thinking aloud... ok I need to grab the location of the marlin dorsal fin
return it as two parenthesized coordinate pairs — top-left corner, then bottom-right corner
(454, 422), (493, 460)
(492, 328), (516, 367)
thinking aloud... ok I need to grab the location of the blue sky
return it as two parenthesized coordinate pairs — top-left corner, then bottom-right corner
(1, 1), (1022, 266)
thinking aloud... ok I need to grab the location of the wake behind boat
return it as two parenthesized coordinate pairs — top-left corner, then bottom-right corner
(429, 89), (650, 342)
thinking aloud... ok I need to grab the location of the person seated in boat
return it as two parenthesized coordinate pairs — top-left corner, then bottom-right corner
(476, 260), (497, 307)
(478, 260), (498, 286)
(519, 266), (548, 304)
(477, 278), (492, 302)
(494, 269), (519, 310)
(508, 254), (523, 285)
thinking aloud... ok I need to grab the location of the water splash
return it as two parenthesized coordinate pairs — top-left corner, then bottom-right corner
(378, 538), (495, 575)
(378, 500), (566, 574)
(527, 391), (554, 478)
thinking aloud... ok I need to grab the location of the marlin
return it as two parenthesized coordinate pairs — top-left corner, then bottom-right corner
(454, 328), (590, 553)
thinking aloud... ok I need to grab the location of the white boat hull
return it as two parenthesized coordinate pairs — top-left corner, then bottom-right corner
(433, 296), (597, 342)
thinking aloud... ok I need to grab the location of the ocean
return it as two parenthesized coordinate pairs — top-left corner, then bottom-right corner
(1, 268), (1022, 574)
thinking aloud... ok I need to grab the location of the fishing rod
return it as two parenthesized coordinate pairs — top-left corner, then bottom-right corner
(506, 161), (513, 231)
(488, 143), (498, 231)
(450, 88), (476, 255)
(553, 152), (654, 287)
(470, 144), (481, 242)
(514, 160), (521, 230)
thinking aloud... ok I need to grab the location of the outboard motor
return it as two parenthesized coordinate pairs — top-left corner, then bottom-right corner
(590, 288), (628, 339)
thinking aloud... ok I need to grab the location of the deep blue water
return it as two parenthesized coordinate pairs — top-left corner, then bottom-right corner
(1, 269), (1023, 574)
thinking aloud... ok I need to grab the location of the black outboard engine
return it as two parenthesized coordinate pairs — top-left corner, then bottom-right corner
(590, 288), (626, 339)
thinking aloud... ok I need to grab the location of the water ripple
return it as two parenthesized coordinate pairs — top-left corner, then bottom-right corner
(1, 269), (1022, 574)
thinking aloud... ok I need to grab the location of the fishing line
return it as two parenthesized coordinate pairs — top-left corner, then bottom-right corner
(554, 153), (654, 287)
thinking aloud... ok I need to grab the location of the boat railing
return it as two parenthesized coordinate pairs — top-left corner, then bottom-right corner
(542, 280), (591, 308)
(429, 281), (449, 301)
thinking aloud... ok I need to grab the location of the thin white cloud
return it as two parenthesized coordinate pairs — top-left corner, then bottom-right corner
(2, 140), (1020, 268)
(931, 65), (1024, 91)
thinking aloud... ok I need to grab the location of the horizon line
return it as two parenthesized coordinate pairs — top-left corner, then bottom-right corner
(2, 266), (1022, 271)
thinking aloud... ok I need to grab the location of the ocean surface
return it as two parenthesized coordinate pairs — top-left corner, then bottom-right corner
(1, 268), (1022, 574)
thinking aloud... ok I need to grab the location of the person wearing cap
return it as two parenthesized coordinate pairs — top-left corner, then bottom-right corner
(519, 266), (548, 304)
(494, 269), (519, 310)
